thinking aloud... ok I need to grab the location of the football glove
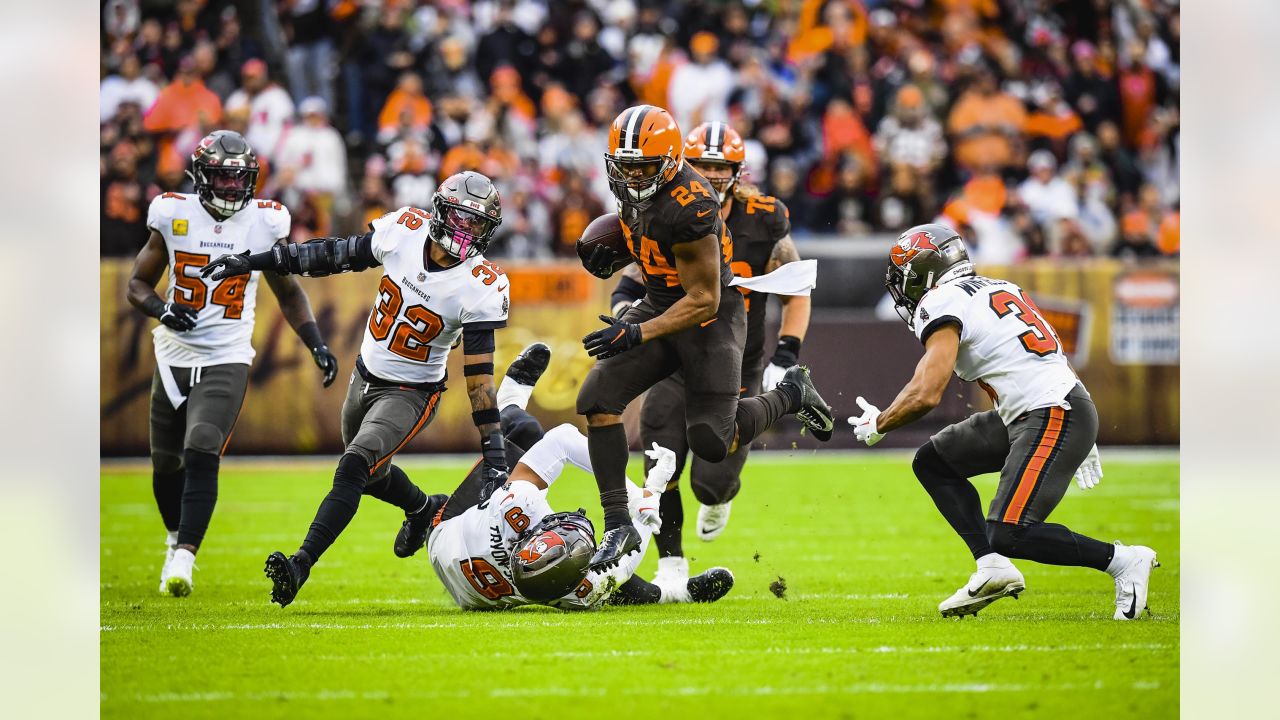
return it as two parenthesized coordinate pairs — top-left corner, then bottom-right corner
(848, 396), (885, 446)
(583, 244), (621, 279)
(310, 345), (339, 387)
(1074, 444), (1103, 490)
(643, 442), (677, 492)
(200, 250), (253, 281)
(582, 314), (642, 359)
(158, 302), (198, 332)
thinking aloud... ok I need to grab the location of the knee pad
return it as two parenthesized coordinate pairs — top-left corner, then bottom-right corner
(336, 453), (371, 489)
(912, 441), (956, 487)
(186, 422), (226, 456)
(152, 451), (183, 475)
(686, 423), (729, 464)
(986, 521), (1023, 556)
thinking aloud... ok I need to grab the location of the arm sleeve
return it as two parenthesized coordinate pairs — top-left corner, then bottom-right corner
(610, 274), (647, 308)
(461, 326), (496, 355)
(670, 196), (722, 245)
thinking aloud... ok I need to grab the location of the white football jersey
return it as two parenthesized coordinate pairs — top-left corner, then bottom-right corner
(913, 275), (1079, 425)
(359, 207), (510, 384)
(146, 192), (289, 367)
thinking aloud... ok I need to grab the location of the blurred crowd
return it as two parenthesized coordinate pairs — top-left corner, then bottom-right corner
(102, 0), (1179, 263)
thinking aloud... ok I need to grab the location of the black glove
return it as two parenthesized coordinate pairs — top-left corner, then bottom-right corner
(146, 296), (198, 332)
(583, 244), (621, 279)
(201, 250), (253, 281)
(479, 432), (509, 497)
(582, 314), (643, 359)
(311, 345), (339, 387)
(769, 335), (802, 369)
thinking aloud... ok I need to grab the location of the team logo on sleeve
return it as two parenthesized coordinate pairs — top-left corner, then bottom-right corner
(515, 531), (565, 563)
(891, 231), (938, 267)
(172, 219), (188, 236)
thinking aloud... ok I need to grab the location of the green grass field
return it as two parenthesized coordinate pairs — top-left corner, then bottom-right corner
(101, 452), (1178, 718)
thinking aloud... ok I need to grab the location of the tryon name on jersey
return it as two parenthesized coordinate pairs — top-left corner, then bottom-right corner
(359, 207), (511, 384)
(146, 192), (290, 367)
(914, 275), (1079, 425)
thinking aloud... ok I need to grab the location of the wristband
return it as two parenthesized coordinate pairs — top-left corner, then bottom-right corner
(463, 362), (495, 377)
(472, 408), (501, 427)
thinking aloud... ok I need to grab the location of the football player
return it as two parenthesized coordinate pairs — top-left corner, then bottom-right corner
(423, 343), (734, 610)
(578, 105), (834, 570)
(610, 122), (812, 597)
(848, 224), (1159, 620)
(126, 130), (338, 597)
(202, 171), (511, 607)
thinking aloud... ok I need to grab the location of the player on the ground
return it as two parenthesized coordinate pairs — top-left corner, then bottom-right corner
(126, 130), (338, 597)
(202, 170), (511, 607)
(610, 121), (812, 597)
(423, 343), (735, 610)
(578, 104), (834, 570)
(848, 224), (1158, 620)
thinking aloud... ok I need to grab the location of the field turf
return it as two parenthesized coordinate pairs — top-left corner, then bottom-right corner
(101, 452), (1178, 718)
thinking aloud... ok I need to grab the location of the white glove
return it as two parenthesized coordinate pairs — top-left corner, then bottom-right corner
(761, 362), (789, 392)
(847, 396), (885, 446)
(635, 490), (662, 534)
(643, 442), (677, 492)
(1074, 444), (1102, 490)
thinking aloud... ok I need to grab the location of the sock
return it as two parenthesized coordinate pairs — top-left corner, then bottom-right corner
(1105, 545), (1131, 576)
(609, 575), (662, 605)
(654, 487), (685, 558)
(363, 464), (427, 514)
(987, 521), (1115, 571)
(734, 389), (793, 445)
(176, 450), (220, 549)
(976, 552), (1012, 569)
(152, 467), (184, 532)
(299, 453), (368, 563)
(165, 530), (178, 548)
(912, 442), (993, 560)
(587, 423), (631, 529)
(496, 376), (534, 411)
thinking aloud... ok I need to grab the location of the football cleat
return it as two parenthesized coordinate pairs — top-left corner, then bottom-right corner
(939, 562), (1026, 618)
(265, 551), (311, 608)
(163, 548), (196, 597)
(505, 342), (551, 386)
(696, 501), (732, 541)
(158, 535), (177, 594)
(654, 556), (691, 603)
(1109, 543), (1159, 620)
(687, 567), (735, 603)
(589, 524), (641, 571)
(394, 493), (449, 558)
(778, 366), (834, 441)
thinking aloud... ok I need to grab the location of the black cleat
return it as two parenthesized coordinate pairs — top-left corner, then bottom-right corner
(505, 342), (551, 386)
(588, 524), (641, 571)
(779, 365), (834, 441)
(687, 567), (735, 603)
(264, 551), (310, 608)
(394, 493), (448, 558)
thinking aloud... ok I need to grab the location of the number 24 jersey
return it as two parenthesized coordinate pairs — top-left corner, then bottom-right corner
(913, 276), (1078, 425)
(360, 207), (510, 384)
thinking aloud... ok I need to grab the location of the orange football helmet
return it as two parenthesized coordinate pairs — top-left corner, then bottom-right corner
(605, 105), (684, 202)
(683, 121), (746, 199)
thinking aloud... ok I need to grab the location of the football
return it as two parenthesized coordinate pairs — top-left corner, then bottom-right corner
(576, 212), (634, 275)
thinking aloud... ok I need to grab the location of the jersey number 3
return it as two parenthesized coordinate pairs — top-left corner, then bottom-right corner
(368, 276), (445, 361)
(988, 289), (1059, 357)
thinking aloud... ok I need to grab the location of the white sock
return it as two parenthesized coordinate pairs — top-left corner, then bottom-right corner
(976, 552), (1012, 569)
(495, 377), (534, 411)
(165, 530), (178, 548)
(657, 556), (689, 581)
(1105, 544), (1131, 577)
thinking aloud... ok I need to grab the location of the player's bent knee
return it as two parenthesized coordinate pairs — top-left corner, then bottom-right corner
(686, 423), (729, 463)
(986, 521), (1023, 556)
(152, 451), (183, 475)
(912, 442), (944, 485)
(335, 453), (371, 487)
(185, 422), (226, 456)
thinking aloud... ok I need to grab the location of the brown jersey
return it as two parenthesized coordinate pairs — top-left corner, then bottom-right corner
(617, 162), (735, 311)
(725, 193), (791, 370)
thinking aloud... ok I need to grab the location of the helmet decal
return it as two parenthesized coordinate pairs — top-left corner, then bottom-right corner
(516, 530), (565, 564)
(891, 230), (940, 267)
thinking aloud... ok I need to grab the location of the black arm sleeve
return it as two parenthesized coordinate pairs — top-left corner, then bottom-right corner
(610, 274), (647, 309)
(247, 233), (380, 277)
(462, 324), (501, 355)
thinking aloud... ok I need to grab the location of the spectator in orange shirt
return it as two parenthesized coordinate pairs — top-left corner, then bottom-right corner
(1157, 206), (1179, 255)
(947, 66), (1026, 174)
(1025, 82), (1082, 160)
(822, 98), (875, 170)
(377, 72), (433, 144)
(143, 56), (223, 182)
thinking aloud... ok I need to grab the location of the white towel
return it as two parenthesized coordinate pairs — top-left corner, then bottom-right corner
(728, 259), (818, 296)
(156, 362), (187, 410)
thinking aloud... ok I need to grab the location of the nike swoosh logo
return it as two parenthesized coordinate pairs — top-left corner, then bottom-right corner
(696, 208), (713, 217)
(496, 284), (507, 292)
(967, 579), (991, 597)
(1123, 583), (1137, 619)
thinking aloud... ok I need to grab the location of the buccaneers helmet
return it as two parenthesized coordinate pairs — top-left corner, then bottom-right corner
(604, 105), (683, 203)
(683, 121), (746, 200)
(431, 170), (503, 259)
(189, 130), (259, 219)
(885, 223), (975, 327)
(509, 510), (596, 602)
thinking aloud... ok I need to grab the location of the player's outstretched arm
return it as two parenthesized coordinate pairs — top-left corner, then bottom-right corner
(127, 229), (197, 332)
(263, 270), (338, 387)
(859, 324), (961, 440)
(200, 233), (380, 281)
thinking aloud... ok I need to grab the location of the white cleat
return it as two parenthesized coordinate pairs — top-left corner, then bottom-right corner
(654, 556), (691, 603)
(163, 548), (196, 597)
(696, 501), (732, 542)
(158, 535), (177, 594)
(939, 560), (1026, 618)
(1108, 543), (1159, 620)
